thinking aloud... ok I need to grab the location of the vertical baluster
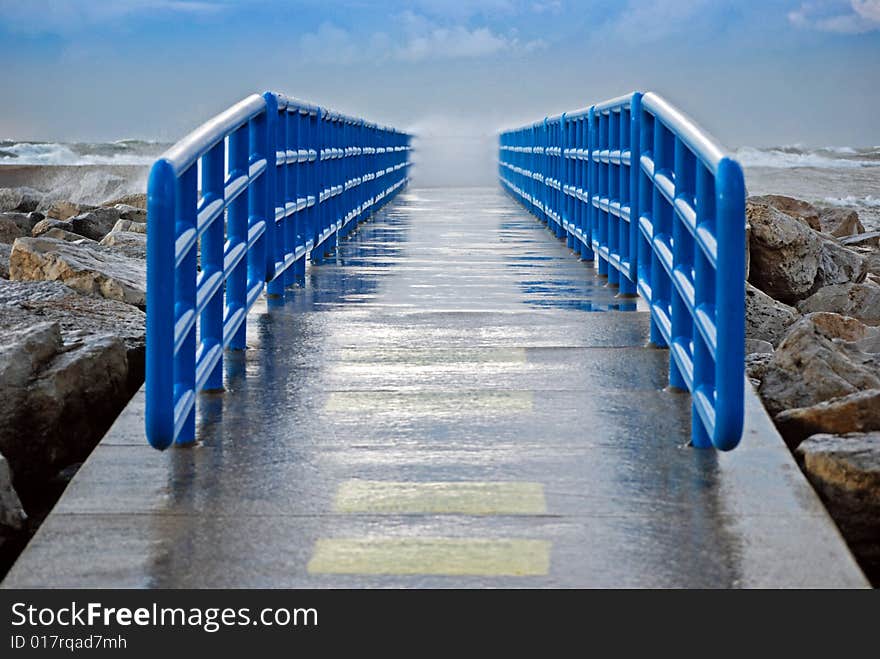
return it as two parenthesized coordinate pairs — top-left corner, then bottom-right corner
(200, 143), (225, 391)
(693, 163), (715, 448)
(227, 125), (249, 350)
(248, 110), (268, 303)
(175, 165), (198, 443)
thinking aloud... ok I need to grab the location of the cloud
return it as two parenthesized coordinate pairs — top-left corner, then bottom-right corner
(0, 0), (224, 34)
(788, 0), (880, 33)
(298, 22), (360, 64)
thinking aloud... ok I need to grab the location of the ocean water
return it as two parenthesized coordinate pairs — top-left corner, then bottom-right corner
(1, 140), (879, 230)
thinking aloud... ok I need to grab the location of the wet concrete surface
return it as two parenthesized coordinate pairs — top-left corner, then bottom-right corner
(2, 187), (868, 588)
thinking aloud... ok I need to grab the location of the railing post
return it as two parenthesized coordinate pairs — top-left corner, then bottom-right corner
(145, 159), (177, 450)
(227, 125), (249, 350)
(262, 92), (278, 283)
(200, 142), (225, 391)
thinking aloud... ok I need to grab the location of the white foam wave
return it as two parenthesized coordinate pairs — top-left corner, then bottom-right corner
(734, 146), (879, 170)
(822, 195), (880, 208)
(0, 141), (158, 166)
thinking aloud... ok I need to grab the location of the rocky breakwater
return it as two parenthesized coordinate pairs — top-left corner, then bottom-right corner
(745, 194), (880, 584)
(0, 187), (147, 571)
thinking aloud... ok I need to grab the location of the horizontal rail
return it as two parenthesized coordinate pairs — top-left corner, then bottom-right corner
(146, 91), (411, 449)
(498, 91), (745, 450)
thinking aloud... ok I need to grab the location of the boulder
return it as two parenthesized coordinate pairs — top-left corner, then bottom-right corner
(749, 194), (821, 230)
(0, 215), (26, 244)
(32, 218), (73, 237)
(44, 200), (98, 221)
(746, 338), (773, 354)
(866, 251), (880, 277)
(41, 228), (98, 244)
(840, 231), (880, 248)
(0, 187), (43, 213)
(9, 237), (146, 308)
(1, 211), (41, 237)
(103, 192), (146, 209)
(99, 230), (147, 259)
(747, 200), (866, 304)
(745, 282), (800, 346)
(796, 432), (880, 584)
(0, 244), (10, 279)
(0, 321), (128, 484)
(776, 389), (880, 448)
(758, 312), (880, 417)
(114, 204), (146, 223)
(797, 281), (880, 323)
(0, 453), (26, 533)
(67, 208), (122, 241)
(111, 219), (147, 234)
(746, 352), (774, 385)
(819, 207), (864, 238)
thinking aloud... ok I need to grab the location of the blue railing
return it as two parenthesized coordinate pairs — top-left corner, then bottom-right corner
(499, 92), (745, 450)
(146, 92), (410, 449)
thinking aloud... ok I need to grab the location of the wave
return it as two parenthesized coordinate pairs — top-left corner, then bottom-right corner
(821, 195), (880, 209)
(734, 145), (880, 170)
(0, 140), (168, 166)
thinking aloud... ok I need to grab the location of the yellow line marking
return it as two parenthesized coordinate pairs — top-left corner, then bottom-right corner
(333, 480), (546, 515)
(323, 391), (533, 414)
(307, 538), (550, 576)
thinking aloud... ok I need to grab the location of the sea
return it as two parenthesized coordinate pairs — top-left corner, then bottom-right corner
(1, 140), (878, 230)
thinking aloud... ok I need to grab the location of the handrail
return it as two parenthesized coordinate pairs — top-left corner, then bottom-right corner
(146, 92), (411, 449)
(498, 91), (745, 450)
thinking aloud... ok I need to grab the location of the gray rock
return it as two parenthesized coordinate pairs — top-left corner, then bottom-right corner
(0, 187), (43, 213)
(99, 230), (147, 259)
(0, 321), (128, 484)
(44, 200), (98, 221)
(758, 312), (880, 417)
(746, 352), (774, 385)
(749, 194), (821, 230)
(840, 231), (880, 248)
(776, 389), (880, 448)
(747, 200), (866, 304)
(1, 211), (41, 236)
(111, 219), (147, 234)
(745, 282), (800, 346)
(866, 251), (880, 277)
(0, 215), (26, 244)
(0, 453), (26, 532)
(746, 338), (774, 354)
(41, 228), (98, 244)
(68, 208), (122, 241)
(32, 218), (73, 237)
(797, 281), (880, 323)
(796, 432), (880, 584)
(819, 207), (864, 238)
(9, 237), (147, 308)
(0, 243), (10, 279)
(113, 204), (146, 223)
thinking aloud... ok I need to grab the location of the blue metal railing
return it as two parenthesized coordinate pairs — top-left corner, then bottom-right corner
(146, 92), (410, 449)
(499, 92), (745, 450)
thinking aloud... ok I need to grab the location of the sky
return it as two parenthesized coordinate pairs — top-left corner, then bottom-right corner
(2, 0), (879, 185)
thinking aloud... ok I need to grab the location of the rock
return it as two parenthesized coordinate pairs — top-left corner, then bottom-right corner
(103, 193), (146, 209)
(9, 237), (147, 308)
(746, 338), (773, 354)
(746, 352), (774, 385)
(42, 228), (98, 244)
(0, 244), (10, 279)
(866, 252), (880, 277)
(44, 200), (98, 221)
(747, 200), (866, 304)
(776, 389), (880, 448)
(111, 219), (147, 234)
(99, 230), (147, 259)
(32, 218), (73, 237)
(796, 432), (880, 584)
(749, 194), (821, 230)
(67, 208), (122, 241)
(840, 231), (880, 248)
(0, 187), (43, 213)
(819, 207), (864, 238)
(745, 282), (800, 346)
(758, 312), (880, 417)
(0, 215), (26, 244)
(1, 211), (41, 236)
(114, 204), (146, 223)
(0, 321), (128, 484)
(797, 281), (880, 323)
(0, 453), (26, 532)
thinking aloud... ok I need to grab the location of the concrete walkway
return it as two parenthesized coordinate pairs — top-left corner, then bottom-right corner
(2, 188), (868, 588)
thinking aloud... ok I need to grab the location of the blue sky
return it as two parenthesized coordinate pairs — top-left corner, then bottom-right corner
(2, 1), (879, 183)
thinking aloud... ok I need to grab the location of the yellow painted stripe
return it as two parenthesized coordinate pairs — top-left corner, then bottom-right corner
(307, 538), (550, 576)
(334, 480), (546, 515)
(323, 391), (532, 414)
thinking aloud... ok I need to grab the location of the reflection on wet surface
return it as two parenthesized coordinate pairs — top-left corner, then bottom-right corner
(3, 187), (868, 588)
